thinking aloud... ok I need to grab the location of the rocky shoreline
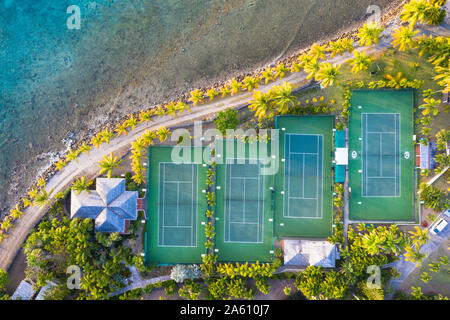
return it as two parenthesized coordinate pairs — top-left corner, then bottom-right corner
(1, 0), (406, 217)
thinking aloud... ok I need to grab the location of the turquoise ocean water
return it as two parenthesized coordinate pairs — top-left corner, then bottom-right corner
(0, 0), (395, 212)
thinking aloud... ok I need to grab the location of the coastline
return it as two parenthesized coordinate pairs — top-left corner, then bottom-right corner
(0, 0), (413, 271)
(3, 0), (406, 219)
(1, 0), (407, 218)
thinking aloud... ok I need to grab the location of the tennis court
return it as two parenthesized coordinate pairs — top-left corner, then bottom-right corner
(348, 90), (415, 221)
(361, 113), (400, 197)
(215, 140), (274, 262)
(158, 162), (198, 247)
(274, 116), (334, 238)
(224, 160), (265, 243)
(284, 134), (323, 219)
(146, 146), (208, 265)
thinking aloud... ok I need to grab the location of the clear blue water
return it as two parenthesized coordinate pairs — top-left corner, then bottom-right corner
(0, 0), (396, 211)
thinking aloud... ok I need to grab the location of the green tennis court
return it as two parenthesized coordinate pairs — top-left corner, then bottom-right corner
(284, 134), (323, 219)
(224, 160), (265, 243)
(361, 113), (400, 197)
(274, 116), (334, 238)
(158, 162), (198, 247)
(215, 140), (274, 262)
(146, 146), (208, 265)
(348, 90), (415, 221)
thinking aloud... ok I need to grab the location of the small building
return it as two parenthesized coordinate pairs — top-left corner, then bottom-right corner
(283, 240), (338, 268)
(35, 281), (57, 300)
(71, 178), (138, 233)
(416, 142), (437, 169)
(12, 280), (35, 300)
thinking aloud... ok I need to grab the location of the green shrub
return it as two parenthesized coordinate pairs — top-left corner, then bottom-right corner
(125, 172), (133, 184)
(214, 109), (239, 136)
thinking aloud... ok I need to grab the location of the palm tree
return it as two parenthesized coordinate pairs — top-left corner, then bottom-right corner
(78, 142), (92, 155)
(274, 63), (289, 80)
(66, 149), (80, 163)
(435, 129), (449, 150)
(33, 188), (54, 208)
(155, 105), (166, 117)
(142, 129), (157, 146)
(115, 122), (128, 137)
(166, 102), (178, 118)
(248, 90), (274, 121)
(22, 197), (32, 208)
(55, 158), (67, 171)
(261, 68), (275, 84)
(290, 61), (302, 73)
(357, 22), (384, 46)
(157, 127), (171, 142)
(220, 85), (231, 97)
(138, 109), (154, 124)
(401, 0), (428, 26)
(340, 38), (354, 54)
(409, 226), (429, 246)
(392, 26), (419, 51)
(404, 244), (427, 266)
(385, 72), (407, 89)
(176, 101), (191, 114)
(100, 128), (114, 144)
(10, 204), (24, 220)
(132, 171), (145, 185)
(303, 58), (320, 80)
(362, 232), (385, 255)
(242, 76), (260, 91)
(348, 50), (374, 73)
(229, 78), (242, 95)
(189, 89), (204, 106)
(315, 62), (341, 88)
(419, 97), (441, 116)
(434, 65), (450, 92)
(72, 176), (93, 195)
(310, 43), (327, 61)
(401, 0), (445, 26)
(125, 115), (138, 131)
(327, 38), (354, 58)
(98, 152), (122, 179)
(206, 88), (219, 100)
(272, 82), (297, 115)
(1, 216), (13, 232)
(297, 52), (314, 69)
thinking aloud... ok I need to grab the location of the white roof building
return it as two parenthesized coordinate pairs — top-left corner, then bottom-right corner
(11, 280), (35, 300)
(71, 178), (138, 233)
(283, 240), (338, 268)
(335, 148), (348, 165)
(35, 281), (57, 300)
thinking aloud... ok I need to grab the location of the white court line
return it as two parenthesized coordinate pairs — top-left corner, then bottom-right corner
(158, 162), (198, 247)
(283, 134), (323, 219)
(361, 113), (401, 198)
(224, 158), (265, 243)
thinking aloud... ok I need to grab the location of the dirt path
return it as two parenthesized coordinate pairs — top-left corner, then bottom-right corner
(0, 32), (397, 272)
